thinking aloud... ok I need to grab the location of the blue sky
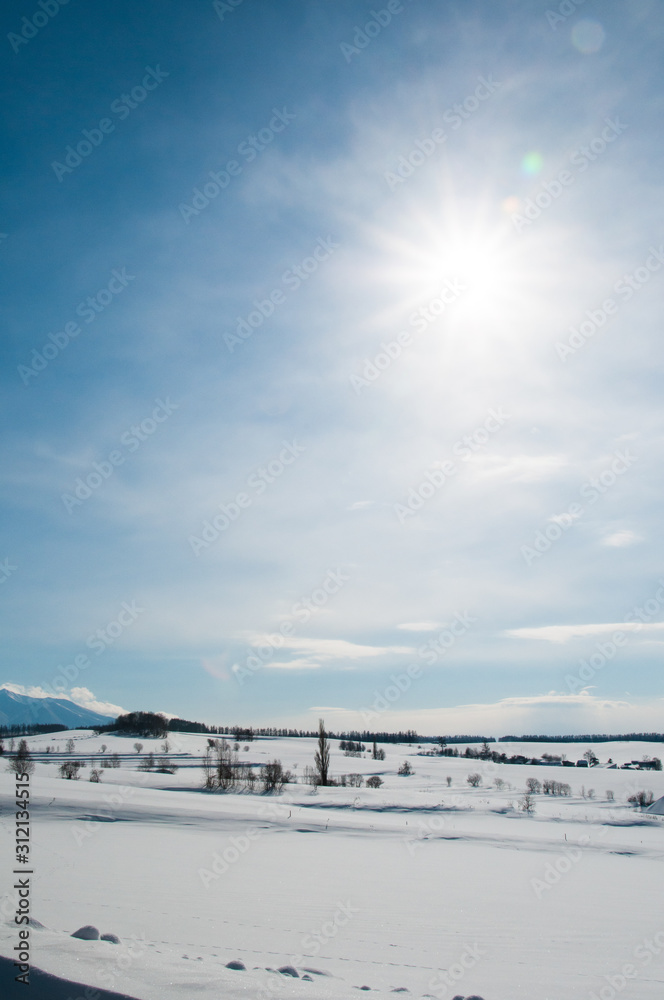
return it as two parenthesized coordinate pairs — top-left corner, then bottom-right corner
(2, 0), (664, 735)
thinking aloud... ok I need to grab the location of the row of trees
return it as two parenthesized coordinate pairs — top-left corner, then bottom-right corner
(200, 721), (389, 793)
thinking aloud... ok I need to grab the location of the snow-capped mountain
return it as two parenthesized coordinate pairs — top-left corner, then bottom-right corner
(0, 688), (114, 728)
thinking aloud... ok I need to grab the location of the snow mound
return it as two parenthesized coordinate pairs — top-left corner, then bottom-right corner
(71, 925), (99, 940)
(100, 932), (121, 943)
(225, 960), (246, 970)
(278, 964), (299, 976)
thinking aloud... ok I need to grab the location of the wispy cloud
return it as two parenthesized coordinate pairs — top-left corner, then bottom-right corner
(601, 529), (643, 548)
(506, 623), (664, 643)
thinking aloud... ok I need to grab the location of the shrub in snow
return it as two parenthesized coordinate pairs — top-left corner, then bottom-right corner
(261, 759), (286, 792)
(466, 773), (482, 787)
(526, 778), (542, 794)
(628, 790), (654, 809)
(366, 775), (383, 788)
(59, 761), (82, 780)
(606, 790), (614, 801)
(398, 761), (413, 776)
(89, 768), (103, 783)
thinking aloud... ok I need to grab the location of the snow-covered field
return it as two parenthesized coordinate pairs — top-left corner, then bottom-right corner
(1, 732), (663, 999)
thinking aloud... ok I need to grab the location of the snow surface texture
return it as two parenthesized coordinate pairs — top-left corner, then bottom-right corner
(1, 731), (663, 999)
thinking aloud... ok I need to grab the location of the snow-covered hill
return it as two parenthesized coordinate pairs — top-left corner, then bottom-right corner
(1, 732), (663, 999)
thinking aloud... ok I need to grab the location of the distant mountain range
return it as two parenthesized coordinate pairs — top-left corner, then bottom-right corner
(0, 688), (114, 728)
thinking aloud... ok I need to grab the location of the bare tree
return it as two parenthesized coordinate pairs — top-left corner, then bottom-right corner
(133, 742), (143, 754)
(201, 749), (216, 789)
(520, 793), (535, 814)
(366, 775), (383, 788)
(66, 738), (75, 753)
(606, 790), (614, 801)
(6, 739), (35, 777)
(466, 773), (482, 787)
(302, 765), (319, 786)
(138, 752), (155, 771)
(314, 718), (330, 787)
(398, 761), (413, 776)
(526, 778), (542, 794)
(446, 776), (452, 787)
(89, 768), (103, 782)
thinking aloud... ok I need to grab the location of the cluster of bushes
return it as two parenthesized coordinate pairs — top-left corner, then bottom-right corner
(341, 740), (365, 757)
(628, 790), (654, 809)
(202, 740), (293, 793)
(138, 752), (179, 774)
(542, 780), (572, 795)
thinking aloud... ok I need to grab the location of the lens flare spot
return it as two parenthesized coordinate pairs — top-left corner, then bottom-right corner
(521, 152), (543, 176)
(501, 195), (521, 214)
(571, 19), (605, 54)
